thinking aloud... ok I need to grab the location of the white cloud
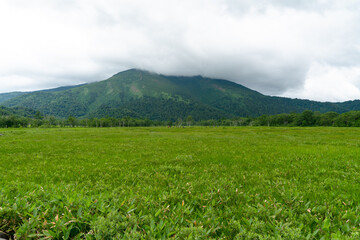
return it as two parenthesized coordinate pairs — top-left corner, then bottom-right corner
(282, 63), (360, 102)
(0, 0), (359, 102)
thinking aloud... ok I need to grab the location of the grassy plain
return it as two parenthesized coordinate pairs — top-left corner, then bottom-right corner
(1, 127), (360, 239)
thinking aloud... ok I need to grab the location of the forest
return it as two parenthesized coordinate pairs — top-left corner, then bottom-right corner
(2, 109), (360, 128)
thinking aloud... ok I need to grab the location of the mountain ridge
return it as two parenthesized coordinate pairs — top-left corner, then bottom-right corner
(1, 69), (360, 120)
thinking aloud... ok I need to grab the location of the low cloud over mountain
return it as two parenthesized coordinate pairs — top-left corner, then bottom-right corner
(1, 0), (360, 101)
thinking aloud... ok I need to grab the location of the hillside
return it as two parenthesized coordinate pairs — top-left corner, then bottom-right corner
(0, 106), (39, 118)
(2, 69), (360, 120)
(0, 92), (27, 104)
(0, 84), (86, 104)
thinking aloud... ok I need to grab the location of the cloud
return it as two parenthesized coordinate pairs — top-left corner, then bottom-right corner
(281, 63), (360, 102)
(0, 0), (359, 102)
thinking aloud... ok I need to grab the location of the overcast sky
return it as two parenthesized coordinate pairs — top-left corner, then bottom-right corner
(0, 0), (360, 102)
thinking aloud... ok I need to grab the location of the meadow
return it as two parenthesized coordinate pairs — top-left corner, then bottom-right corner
(1, 127), (360, 239)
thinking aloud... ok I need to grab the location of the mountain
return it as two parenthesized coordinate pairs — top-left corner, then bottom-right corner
(0, 92), (28, 104)
(0, 106), (39, 118)
(40, 84), (88, 93)
(0, 84), (87, 104)
(1, 69), (360, 120)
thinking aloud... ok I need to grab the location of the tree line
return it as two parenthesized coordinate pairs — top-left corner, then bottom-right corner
(2, 110), (360, 128)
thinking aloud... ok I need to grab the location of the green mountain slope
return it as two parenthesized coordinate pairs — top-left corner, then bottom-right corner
(0, 92), (28, 104)
(2, 69), (360, 120)
(0, 106), (39, 118)
(0, 84), (87, 104)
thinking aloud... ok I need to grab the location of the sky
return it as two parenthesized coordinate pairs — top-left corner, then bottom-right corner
(0, 0), (360, 102)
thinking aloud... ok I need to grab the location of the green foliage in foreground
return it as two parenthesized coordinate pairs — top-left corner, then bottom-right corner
(1, 127), (360, 239)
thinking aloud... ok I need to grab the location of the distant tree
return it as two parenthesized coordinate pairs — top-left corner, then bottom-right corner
(68, 116), (77, 127)
(144, 118), (151, 127)
(176, 118), (183, 127)
(297, 110), (316, 126)
(35, 111), (43, 120)
(319, 112), (339, 126)
(271, 113), (295, 126)
(48, 116), (57, 127)
(186, 115), (193, 127)
(255, 115), (269, 126)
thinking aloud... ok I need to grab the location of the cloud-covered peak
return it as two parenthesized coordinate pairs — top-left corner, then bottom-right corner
(0, 0), (360, 102)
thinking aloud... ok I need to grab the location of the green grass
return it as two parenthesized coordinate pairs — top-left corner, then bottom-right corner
(1, 127), (360, 239)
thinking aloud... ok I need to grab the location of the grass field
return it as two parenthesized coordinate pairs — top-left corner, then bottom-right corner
(1, 127), (360, 239)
